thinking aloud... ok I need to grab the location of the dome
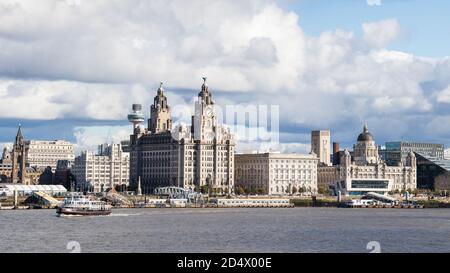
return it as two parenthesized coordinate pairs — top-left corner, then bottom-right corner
(357, 124), (374, 142)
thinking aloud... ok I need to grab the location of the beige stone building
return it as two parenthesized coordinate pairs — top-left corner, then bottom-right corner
(318, 125), (417, 195)
(129, 78), (235, 194)
(73, 143), (129, 192)
(311, 130), (331, 166)
(25, 140), (75, 170)
(235, 152), (318, 195)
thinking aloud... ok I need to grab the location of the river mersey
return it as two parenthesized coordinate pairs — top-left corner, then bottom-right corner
(1, 208), (450, 253)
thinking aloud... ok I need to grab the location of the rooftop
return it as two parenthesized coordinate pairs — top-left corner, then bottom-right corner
(415, 152), (450, 172)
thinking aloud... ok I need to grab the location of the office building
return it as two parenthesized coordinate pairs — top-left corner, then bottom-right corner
(311, 130), (331, 166)
(235, 152), (318, 195)
(73, 143), (130, 193)
(383, 141), (444, 166)
(25, 140), (75, 170)
(318, 125), (417, 195)
(129, 79), (235, 194)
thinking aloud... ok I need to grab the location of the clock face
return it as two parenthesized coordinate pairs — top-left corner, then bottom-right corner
(204, 130), (215, 141)
(205, 106), (214, 117)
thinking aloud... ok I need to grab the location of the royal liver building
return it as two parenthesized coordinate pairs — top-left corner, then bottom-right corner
(128, 78), (235, 194)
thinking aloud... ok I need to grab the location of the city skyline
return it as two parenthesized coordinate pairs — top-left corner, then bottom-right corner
(1, 0), (450, 154)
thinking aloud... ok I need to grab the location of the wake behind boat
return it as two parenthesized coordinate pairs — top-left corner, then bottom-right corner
(57, 192), (112, 216)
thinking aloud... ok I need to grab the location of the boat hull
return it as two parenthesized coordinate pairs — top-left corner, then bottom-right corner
(57, 207), (112, 216)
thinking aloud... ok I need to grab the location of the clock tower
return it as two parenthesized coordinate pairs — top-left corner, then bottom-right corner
(193, 77), (217, 141)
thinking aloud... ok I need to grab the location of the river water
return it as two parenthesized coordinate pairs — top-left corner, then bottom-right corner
(1, 208), (449, 253)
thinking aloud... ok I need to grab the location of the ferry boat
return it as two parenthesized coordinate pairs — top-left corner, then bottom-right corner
(346, 199), (376, 208)
(57, 193), (112, 216)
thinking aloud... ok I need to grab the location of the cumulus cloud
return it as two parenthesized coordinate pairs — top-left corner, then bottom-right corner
(0, 0), (450, 150)
(73, 125), (131, 153)
(436, 85), (450, 104)
(362, 19), (401, 48)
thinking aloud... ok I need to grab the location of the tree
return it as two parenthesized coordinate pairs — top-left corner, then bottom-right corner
(257, 187), (266, 195)
(200, 185), (209, 194)
(292, 186), (298, 195)
(299, 186), (307, 193)
(238, 186), (246, 195)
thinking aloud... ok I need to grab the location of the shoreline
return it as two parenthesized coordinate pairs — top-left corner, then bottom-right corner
(2, 203), (450, 210)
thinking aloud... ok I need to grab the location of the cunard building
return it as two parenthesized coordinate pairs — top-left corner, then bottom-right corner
(128, 78), (235, 194)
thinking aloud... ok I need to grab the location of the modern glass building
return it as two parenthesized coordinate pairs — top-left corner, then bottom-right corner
(382, 142), (444, 166)
(415, 153), (450, 190)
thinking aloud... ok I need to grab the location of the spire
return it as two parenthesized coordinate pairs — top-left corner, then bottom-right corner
(363, 124), (368, 133)
(157, 81), (164, 95)
(15, 124), (23, 143)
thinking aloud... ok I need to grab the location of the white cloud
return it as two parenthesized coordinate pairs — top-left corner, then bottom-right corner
(0, 1), (449, 149)
(436, 85), (450, 104)
(73, 125), (130, 153)
(362, 19), (400, 48)
(367, 0), (382, 6)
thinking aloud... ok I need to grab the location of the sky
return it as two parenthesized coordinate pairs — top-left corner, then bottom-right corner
(0, 0), (450, 154)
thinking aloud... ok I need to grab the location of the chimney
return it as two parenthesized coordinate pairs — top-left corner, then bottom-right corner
(333, 142), (340, 165)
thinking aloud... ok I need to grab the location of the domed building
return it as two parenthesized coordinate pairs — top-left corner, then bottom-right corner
(353, 125), (381, 165)
(317, 124), (417, 196)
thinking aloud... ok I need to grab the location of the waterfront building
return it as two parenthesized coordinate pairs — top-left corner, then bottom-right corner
(11, 126), (26, 184)
(10, 125), (75, 184)
(235, 152), (318, 195)
(0, 184), (67, 197)
(382, 141), (444, 166)
(129, 79), (235, 194)
(37, 160), (77, 190)
(54, 160), (76, 190)
(73, 143), (130, 193)
(311, 130), (331, 166)
(23, 166), (46, 185)
(25, 139), (75, 170)
(0, 147), (12, 183)
(317, 125), (417, 195)
(415, 153), (450, 190)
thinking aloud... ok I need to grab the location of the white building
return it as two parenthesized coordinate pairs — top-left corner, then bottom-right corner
(73, 143), (130, 193)
(25, 140), (75, 170)
(235, 153), (318, 195)
(318, 125), (417, 196)
(129, 78), (235, 194)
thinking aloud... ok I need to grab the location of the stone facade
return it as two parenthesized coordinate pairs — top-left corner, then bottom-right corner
(311, 130), (331, 166)
(129, 78), (235, 194)
(73, 143), (130, 193)
(25, 140), (75, 170)
(11, 126), (26, 184)
(318, 125), (417, 195)
(0, 147), (12, 183)
(235, 152), (318, 195)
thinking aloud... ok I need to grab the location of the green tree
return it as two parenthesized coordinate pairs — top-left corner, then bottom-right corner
(257, 187), (266, 195)
(200, 185), (209, 194)
(235, 186), (245, 195)
(292, 186), (298, 195)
